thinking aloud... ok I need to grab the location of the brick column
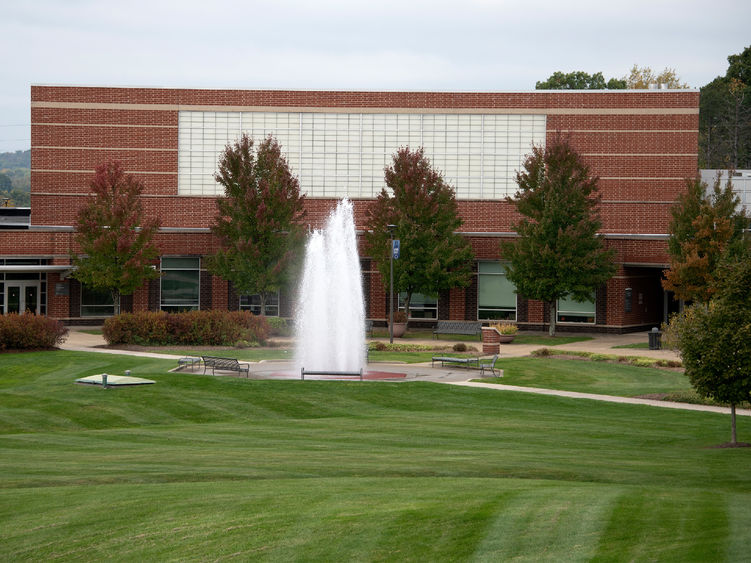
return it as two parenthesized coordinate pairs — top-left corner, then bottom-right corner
(481, 326), (500, 355)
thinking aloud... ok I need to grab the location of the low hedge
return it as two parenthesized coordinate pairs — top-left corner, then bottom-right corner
(102, 310), (270, 346)
(0, 313), (69, 351)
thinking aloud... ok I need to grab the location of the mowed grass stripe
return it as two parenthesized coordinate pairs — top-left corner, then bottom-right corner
(1, 479), (747, 561)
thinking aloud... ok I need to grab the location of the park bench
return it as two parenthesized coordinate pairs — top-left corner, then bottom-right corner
(202, 356), (250, 377)
(479, 354), (501, 377)
(300, 368), (363, 381)
(177, 356), (201, 371)
(431, 356), (480, 369)
(432, 321), (482, 339)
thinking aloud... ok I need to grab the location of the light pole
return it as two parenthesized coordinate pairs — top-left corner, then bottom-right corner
(387, 224), (397, 344)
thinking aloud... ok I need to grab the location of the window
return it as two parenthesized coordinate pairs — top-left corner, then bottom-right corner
(161, 257), (200, 312)
(398, 292), (438, 319)
(477, 262), (516, 320)
(557, 293), (596, 324)
(239, 291), (279, 316)
(81, 285), (115, 317)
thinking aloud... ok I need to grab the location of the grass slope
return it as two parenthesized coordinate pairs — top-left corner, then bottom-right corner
(1, 350), (750, 561)
(478, 356), (691, 396)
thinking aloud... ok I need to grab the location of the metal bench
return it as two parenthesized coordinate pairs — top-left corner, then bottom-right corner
(202, 356), (250, 377)
(431, 356), (480, 369)
(480, 354), (500, 376)
(177, 356), (201, 371)
(432, 321), (482, 339)
(300, 368), (363, 381)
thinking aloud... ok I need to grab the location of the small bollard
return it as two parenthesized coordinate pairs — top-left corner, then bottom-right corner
(102, 373), (108, 389)
(125, 370), (131, 377)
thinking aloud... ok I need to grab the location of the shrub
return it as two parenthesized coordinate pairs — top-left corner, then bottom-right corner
(266, 316), (291, 337)
(531, 347), (551, 357)
(103, 310), (269, 346)
(629, 358), (655, 368)
(453, 342), (467, 352)
(0, 313), (68, 351)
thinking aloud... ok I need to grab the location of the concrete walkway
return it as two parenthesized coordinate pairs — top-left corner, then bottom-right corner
(450, 380), (751, 417)
(59, 327), (750, 417)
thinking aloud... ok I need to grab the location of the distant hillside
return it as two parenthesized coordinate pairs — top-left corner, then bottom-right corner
(0, 149), (30, 169)
(0, 149), (31, 207)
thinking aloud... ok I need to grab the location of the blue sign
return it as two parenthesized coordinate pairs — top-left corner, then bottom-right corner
(392, 239), (400, 260)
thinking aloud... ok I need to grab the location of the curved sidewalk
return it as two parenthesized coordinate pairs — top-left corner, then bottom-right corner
(449, 380), (751, 417)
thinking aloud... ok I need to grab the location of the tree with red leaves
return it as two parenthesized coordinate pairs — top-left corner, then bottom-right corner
(208, 134), (306, 315)
(72, 161), (161, 315)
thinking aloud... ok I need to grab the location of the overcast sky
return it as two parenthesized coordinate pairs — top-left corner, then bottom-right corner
(1, 0), (749, 153)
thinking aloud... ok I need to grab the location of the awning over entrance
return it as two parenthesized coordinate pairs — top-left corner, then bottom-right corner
(0, 265), (73, 277)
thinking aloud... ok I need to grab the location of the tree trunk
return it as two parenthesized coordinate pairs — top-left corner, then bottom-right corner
(403, 292), (412, 329)
(731, 403), (737, 445)
(259, 293), (267, 316)
(548, 301), (556, 337)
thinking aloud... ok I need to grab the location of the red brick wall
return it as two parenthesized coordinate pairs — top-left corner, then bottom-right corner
(30, 85), (698, 110)
(30, 85), (698, 236)
(11, 85), (700, 327)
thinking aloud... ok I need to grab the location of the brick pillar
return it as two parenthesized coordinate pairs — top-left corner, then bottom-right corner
(481, 327), (500, 355)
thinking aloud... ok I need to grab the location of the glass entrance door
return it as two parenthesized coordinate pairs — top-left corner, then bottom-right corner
(5, 283), (40, 314)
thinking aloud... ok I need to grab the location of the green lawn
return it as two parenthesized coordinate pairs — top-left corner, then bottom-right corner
(1, 350), (750, 561)
(513, 334), (593, 346)
(477, 356), (691, 397)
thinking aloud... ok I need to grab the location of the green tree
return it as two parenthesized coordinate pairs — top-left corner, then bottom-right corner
(364, 147), (474, 322)
(72, 162), (161, 315)
(502, 137), (616, 336)
(667, 248), (751, 445)
(662, 173), (748, 304)
(699, 46), (751, 169)
(208, 134), (306, 315)
(0, 172), (11, 192)
(536, 71), (626, 90)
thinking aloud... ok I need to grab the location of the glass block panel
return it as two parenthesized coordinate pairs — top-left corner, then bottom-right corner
(178, 110), (546, 200)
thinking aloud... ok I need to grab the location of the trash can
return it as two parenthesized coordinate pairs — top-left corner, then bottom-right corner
(648, 327), (662, 350)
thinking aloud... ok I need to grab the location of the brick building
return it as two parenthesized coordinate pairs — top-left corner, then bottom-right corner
(0, 85), (699, 331)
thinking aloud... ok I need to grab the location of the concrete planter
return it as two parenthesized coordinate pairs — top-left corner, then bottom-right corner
(390, 322), (407, 338)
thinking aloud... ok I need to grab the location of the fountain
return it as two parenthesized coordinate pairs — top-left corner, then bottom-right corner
(295, 199), (366, 373)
